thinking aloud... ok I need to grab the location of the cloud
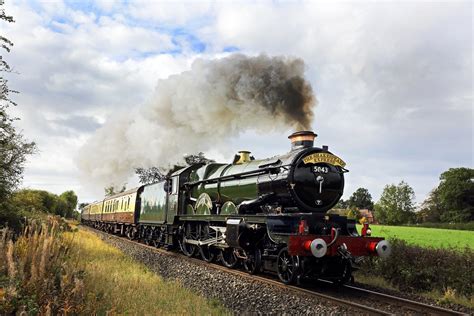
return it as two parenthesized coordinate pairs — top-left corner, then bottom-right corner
(3, 0), (472, 204)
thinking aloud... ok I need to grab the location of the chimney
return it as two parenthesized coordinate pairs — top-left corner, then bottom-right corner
(288, 131), (317, 151)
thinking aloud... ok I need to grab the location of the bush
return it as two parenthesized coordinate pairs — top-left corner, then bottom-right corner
(359, 238), (473, 297)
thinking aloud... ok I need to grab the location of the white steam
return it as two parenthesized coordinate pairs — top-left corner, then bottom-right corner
(77, 54), (316, 187)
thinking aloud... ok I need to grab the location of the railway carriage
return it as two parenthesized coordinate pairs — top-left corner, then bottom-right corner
(101, 188), (142, 236)
(82, 131), (391, 284)
(87, 201), (103, 224)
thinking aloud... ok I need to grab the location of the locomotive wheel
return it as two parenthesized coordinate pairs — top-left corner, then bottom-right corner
(220, 248), (238, 268)
(144, 228), (153, 246)
(180, 223), (197, 257)
(200, 246), (216, 263)
(243, 249), (262, 275)
(181, 240), (196, 257)
(199, 224), (216, 262)
(277, 248), (300, 285)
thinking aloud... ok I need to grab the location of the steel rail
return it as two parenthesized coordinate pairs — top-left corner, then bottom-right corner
(341, 284), (467, 316)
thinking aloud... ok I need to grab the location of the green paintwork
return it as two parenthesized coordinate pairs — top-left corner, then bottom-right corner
(189, 160), (266, 207)
(139, 182), (167, 223)
(186, 204), (195, 215)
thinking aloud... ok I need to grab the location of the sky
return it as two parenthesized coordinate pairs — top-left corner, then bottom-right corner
(2, 0), (472, 204)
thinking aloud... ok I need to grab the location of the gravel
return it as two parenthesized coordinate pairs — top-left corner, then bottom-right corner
(89, 228), (362, 315)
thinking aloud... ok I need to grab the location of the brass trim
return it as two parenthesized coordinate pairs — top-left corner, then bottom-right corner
(235, 151), (251, 164)
(289, 134), (316, 142)
(302, 153), (346, 167)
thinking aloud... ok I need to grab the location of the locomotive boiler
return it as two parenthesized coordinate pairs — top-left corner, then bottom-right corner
(187, 131), (345, 216)
(82, 131), (391, 285)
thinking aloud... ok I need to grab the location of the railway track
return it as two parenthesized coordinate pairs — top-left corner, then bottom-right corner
(340, 285), (466, 316)
(88, 227), (467, 315)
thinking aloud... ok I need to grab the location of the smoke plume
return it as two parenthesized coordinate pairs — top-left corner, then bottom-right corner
(77, 54), (316, 187)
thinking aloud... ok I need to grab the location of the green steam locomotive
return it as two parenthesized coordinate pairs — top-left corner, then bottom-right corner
(82, 131), (390, 284)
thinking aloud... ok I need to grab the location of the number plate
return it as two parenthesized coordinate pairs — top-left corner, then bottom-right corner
(313, 166), (329, 174)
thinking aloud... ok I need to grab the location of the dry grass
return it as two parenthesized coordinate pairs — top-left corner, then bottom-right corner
(0, 217), (84, 314)
(68, 226), (228, 315)
(0, 219), (228, 315)
(354, 272), (474, 309)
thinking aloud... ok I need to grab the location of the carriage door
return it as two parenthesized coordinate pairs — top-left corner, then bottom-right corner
(166, 176), (179, 223)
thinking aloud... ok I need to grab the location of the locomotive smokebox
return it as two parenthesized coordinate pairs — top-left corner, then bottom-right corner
(288, 131), (317, 151)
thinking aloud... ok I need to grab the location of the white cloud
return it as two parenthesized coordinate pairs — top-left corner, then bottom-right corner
(3, 0), (472, 205)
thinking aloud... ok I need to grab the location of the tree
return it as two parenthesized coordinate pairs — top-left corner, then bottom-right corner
(334, 198), (349, 209)
(59, 191), (78, 218)
(184, 152), (215, 165)
(135, 152), (215, 185)
(104, 185), (126, 197)
(437, 168), (473, 222)
(0, 3), (36, 229)
(417, 189), (442, 223)
(418, 168), (474, 223)
(375, 181), (416, 225)
(348, 187), (374, 210)
(135, 167), (166, 184)
(0, 2), (36, 202)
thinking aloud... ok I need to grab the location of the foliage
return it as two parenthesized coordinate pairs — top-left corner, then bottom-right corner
(8, 189), (78, 219)
(0, 217), (83, 314)
(375, 181), (416, 225)
(419, 168), (474, 223)
(0, 9), (36, 201)
(358, 224), (474, 250)
(405, 221), (474, 231)
(59, 191), (78, 218)
(184, 152), (215, 165)
(69, 227), (227, 314)
(104, 185), (126, 197)
(136, 152), (215, 185)
(135, 166), (166, 184)
(334, 198), (349, 209)
(0, 218), (227, 314)
(437, 168), (473, 222)
(348, 187), (374, 210)
(0, 0), (36, 226)
(359, 238), (473, 298)
(417, 189), (442, 223)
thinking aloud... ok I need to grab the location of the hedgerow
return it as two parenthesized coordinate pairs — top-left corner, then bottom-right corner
(359, 238), (473, 297)
(405, 222), (474, 231)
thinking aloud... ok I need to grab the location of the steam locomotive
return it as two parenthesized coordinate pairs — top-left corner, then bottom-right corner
(81, 131), (390, 284)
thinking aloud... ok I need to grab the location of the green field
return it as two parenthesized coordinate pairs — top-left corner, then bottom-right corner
(357, 224), (474, 251)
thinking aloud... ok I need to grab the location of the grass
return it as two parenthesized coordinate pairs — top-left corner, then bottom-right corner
(68, 226), (228, 315)
(354, 272), (474, 309)
(358, 224), (474, 250)
(0, 218), (228, 315)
